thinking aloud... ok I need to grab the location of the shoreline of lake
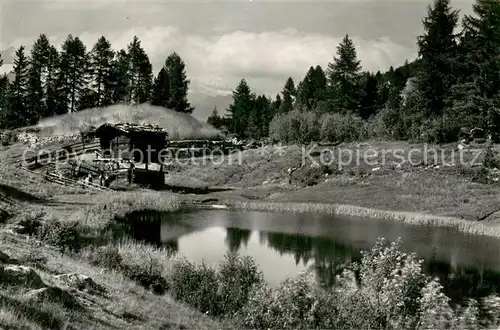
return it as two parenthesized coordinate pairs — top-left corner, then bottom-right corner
(199, 199), (500, 239)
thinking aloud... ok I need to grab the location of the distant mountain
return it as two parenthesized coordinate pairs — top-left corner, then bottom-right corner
(0, 47), (15, 82)
(190, 93), (233, 122)
(1, 47), (15, 64)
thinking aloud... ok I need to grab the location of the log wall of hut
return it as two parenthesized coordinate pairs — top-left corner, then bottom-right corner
(129, 131), (168, 164)
(95, 124), (167, 164)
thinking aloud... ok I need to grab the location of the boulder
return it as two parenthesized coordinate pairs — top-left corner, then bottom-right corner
(55, 273), (105, 295)
(26, 286), (82, 310)
(1, 265), (46, 289)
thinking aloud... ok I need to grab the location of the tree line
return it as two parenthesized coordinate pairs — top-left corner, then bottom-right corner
(0, 34), (193, 129)
(210, 0), (500, 143)
(2, 0), (499, 145)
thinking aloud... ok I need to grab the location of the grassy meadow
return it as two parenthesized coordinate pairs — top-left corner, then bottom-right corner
(2, 131), (500, 329)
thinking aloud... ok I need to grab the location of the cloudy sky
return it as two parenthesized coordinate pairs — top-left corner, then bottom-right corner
(0, 0), (475, 118)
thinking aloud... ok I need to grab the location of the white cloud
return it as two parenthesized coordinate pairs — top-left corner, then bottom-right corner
(4, 26), (417, 96)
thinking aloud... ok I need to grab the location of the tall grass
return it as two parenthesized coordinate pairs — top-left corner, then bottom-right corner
(35, 103), (221, 140)
(67, 191), (182, 229)
(225, 200), (500, 238)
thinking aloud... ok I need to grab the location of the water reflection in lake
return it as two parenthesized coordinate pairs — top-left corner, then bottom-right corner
(120, 209), (500, 305)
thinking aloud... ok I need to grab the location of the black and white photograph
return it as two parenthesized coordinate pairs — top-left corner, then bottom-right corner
(1, 0), (500, 329)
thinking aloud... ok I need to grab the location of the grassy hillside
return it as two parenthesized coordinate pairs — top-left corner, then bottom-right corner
(35, 104), (221, 140)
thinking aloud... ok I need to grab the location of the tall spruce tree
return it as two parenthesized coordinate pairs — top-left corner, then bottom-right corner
(127, 36), (153, 104)
(255, 94), (272, 138)
(110, 49), (130, 104)
(89, 36), (115, 107)
(151, 67), (170, 107)
(207, 106), (223, 129)
(271, 93), (282, 116)
(359, 72), (380, 119)
(8, 46), (30, 127)
(136, 53), (153, 104)
(164, 52), (193, 113)
(311, 65), (328, 111)
(226, 79), (254, 138)
(58, 34), (89, 113)
(416, 0), (459, 118)
(297, 66), (327, 110)
(247, 94), (271, 139)
(279, 77), (296, 113)
(326, 34), (362, 113)
(297, 67), (315, 109)
(45, 45), (60, 117)
(450, 0), (500, 133)
(0, 55), (10, 129)
(27, 34), (53, 123)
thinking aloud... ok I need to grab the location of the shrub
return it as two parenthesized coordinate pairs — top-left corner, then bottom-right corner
(237, 238), (500, 329)
(86, 245), (123, 270)
(239, 271), (328, 329)
(422, 118), (461, 143)
(319, 113), (368, 143)
(333, 238), (452, 329)
(16, 211), (45, 235)
(472, 167), (491, 184)
(479, 294), (500, 328)
(0, 131), (17, 146)
(217, 253), (264, 317)
(293, 165), (329, 186)
(483, 144), (500, 169)
(270, 109), (374, 145)
(0, 135), (9, 146)
(122, 264), (168, 295)
(169, 258), (220, 315)
(269, 110), (321, 144)
(37, 220), (83, 253)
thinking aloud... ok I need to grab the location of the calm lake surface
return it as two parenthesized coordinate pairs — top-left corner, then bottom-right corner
(123, 209), (500, 305)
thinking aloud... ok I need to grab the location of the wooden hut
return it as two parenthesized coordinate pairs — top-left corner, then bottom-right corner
(93, 123), (168, 188)
(94, 123), (168, 163)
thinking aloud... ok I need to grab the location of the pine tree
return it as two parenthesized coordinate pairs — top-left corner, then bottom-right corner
(127, 36), (152, 104)
(0, 55), (10, 129)
(416, 0), (459, 118)
(450, 0), (500, 133)
(254, 94), (272, 138)
(207, 106), (222, 129)
(127, 36), (141, 104)
(136, 53), (153, 104)
(226, 79), (255, 138)
(359, 72), (380, 119)
(385, 86), (403, 111)
(8, 46), (30, 127)
(58, 34), (89, 113)
(375, 70), (390, 107)
(327, 34), (362, 113)
(271, 93), (282, 117)
(297, 65), (328, 111)
(164, 52), (193, 113)
(45, 45), (60, 117)
(279, 77), (296, 113)
(297, 67), (315, 109)
(89, 36), (115, 107)
(110, 49), (130, 104)
(151, 67), (170, 107)
(311, 65), (328, 111)
(27, 34), (53, 124)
